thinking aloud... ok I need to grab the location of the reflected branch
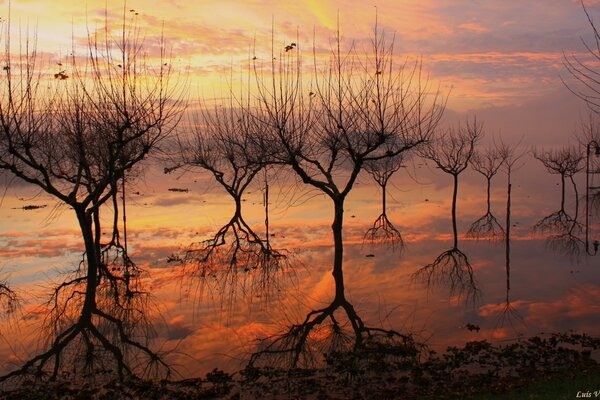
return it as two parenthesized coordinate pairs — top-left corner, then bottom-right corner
(415, 247), (479, 303)
(363, 155), (405, 251)
(174, 95), (291, 307)
(417, 118), (482, 301)
(532, 146), (585, 256)
(466, 147), (505, 241)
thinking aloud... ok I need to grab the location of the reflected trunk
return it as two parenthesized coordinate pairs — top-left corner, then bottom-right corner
(452, 173), (459, 248)
(76, 207), (99, 322)
(332, 197), (346, 303)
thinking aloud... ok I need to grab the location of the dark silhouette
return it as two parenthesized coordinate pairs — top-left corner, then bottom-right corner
(578, 117), (600, 255)
(363, 154), (405, 251)
(416, 119), (482, 302)
(466, 146), (506, 241)
(0, 278), (17, 315)
(532, 146), (584, 257)
(496, 141), (524, 329)
(249, 23), (443, 366)
(0, 18), (181, 381)
(173, 98), (289, 308)
(563, 2), (600, 114)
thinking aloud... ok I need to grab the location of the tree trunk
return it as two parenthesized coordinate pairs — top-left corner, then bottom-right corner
(382, 182), (387, 215)
(486, 177), (492, 214)
(75, 207), (100, 323)
(234, 196), (242, 220)
(332, 197), (346, 303)
(505, 181), (511, 294)
(452, 173), (459, 249)
(561, 174), (566, 212)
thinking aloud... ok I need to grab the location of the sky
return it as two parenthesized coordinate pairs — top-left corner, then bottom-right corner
(3, 0), (599, 119)
(1, 0), (600, 376)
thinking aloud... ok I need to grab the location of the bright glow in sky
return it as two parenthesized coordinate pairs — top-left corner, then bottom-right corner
(3, 0), (598, 116)
(2, 0), (600, 378)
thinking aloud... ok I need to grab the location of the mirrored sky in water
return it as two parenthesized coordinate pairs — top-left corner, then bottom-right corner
(1, 155), (599, 376)
(1, 0), (600, 377)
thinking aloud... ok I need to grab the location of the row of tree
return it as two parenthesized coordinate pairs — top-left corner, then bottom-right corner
(0, 8), (598, 382)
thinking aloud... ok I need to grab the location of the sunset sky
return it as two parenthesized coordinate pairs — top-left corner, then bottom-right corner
(3, 0), (598, 118)
(1, 0), (600, 377)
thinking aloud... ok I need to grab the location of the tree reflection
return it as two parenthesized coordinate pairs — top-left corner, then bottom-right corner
(0, 17), (181, 381)
(363, 155), (405, 251)
(173, 99), (290, 308)
(532, 146), (584, 257)
(496, 141), (524, 329)
(248, 23), (443, 368)
(415, 119), (482, 303)
(466, 147), (505, 241)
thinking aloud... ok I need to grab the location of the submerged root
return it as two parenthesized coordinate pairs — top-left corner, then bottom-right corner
(176, 217), (292, 310)
(466, 212), (505, 241)
(532, 209), (577, 235)
(495, 301), (525, 332)
(545, 230), (585, 258)
(363, 213), (404, 252)
(0, 257), (168, 384)
(247, 299), (420, 370)
(414, 247), (480, 304)
(0, 308), (169, 384)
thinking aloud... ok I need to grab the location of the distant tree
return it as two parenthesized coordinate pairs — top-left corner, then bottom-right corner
(532, 146), (584, 244)
(495, 139), (525, 329)
(563, 3), (600, 114)
(0, 16), (181, 381)
(577, 115), (600, 255)
(249, 25), (444, 367)
(416, 119), (482, 302)
(363, 154), (405, 251)
(466, 146), (506, 241)
(172, 95), (289, 308)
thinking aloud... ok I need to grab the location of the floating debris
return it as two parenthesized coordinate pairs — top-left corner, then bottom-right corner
(13, 204), (48, 211)
(167, 254), (183, 264)
(54, 70), (68, 80)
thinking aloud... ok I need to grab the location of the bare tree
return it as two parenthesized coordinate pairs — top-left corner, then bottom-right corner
(495, 140), (525, 330)
(577, 116), (600, 255)
(563, 2), (600, 114)
(532, 147), (584, 250)
(563, 2), (600, 254)
(0, 15), (181, 382)
(0, 277), (17, 315)
(249, 24), (443, 367)
(363, 154), (405, 251)
(466, 146), (506, 240)
(415, 119), (482, 302)
(172, 96), (289, 309)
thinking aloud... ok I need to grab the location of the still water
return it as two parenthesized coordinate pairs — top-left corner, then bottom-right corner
(0, 155), (598, 377)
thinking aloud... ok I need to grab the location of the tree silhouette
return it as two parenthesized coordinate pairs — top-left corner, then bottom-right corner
(249, 24), (443, 367)
(415, 119), (482, 302)
(466, 146), (506, 241)
(578, 116), (600, 255)
(563, 2), (600, 114)
(0, 278), (17, 315)
(532, 146), (584, 256)
(495, 140), (525, 330)
(363, 154), (405, 251)
(172, 97), (290, 308)
(0, 16), (181, 382)
(563, 2), (600, 254)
